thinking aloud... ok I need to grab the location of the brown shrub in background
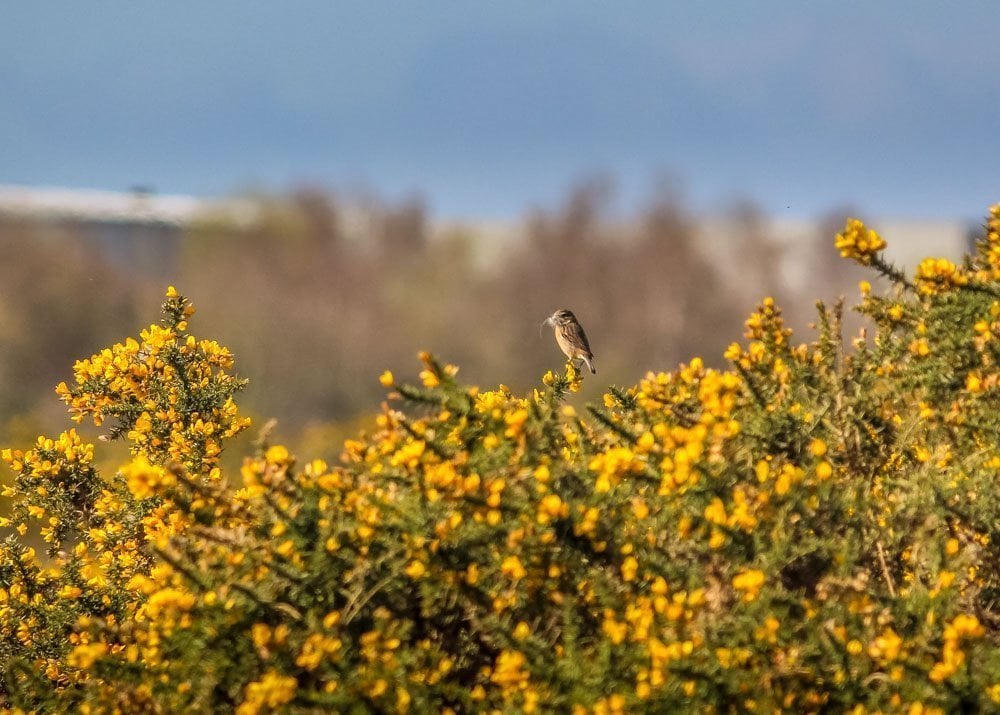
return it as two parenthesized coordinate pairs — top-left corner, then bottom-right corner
(0, 181), (849, 454)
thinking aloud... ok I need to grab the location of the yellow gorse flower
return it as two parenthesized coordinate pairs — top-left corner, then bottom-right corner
(732, 569), (766, 602)
(915, 257), (969, 295)
(236, 671), (297, 715)
(868, 627), (903, 662)
(835, 218), (887, 265)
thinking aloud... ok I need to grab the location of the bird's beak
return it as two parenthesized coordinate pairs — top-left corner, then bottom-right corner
(539, 316), (553, 337)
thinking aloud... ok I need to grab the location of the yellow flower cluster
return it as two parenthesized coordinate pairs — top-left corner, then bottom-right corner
(868, 627), (903, 663)
(928, 614), (984, 683)
(742, 296), (789, 344)
(835, 217), (887, 265)
(915, 257), (968, 295)
(417, 350), (459, 388)
(55, 287), (250, 474)
(120, 456), (176, 501)
(731, 569), (766, 602)
(236, 670), (298, 715)
(541, 361), (584, 394)
(588, 446), (643, 493)
(974, 203), (1000, 279)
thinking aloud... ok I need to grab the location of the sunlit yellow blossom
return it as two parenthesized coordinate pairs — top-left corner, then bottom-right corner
(988, 684), (1000, 705)
(236, 671), (297, 715)
(589, 446), (642, 491)
(732, 569), (766, 602)
(945, 614), (984, 640)
(504, 408), (529, 438)
(602, 615), (628, 644)
(537, 493), (567, 523)
(67, 642), (108, 669)
(501, 555), (527, 581)
(391, 439), (425, 469)
(868, 628), (903, 662)
(915, 257), (968, 295)
(704, 498), (727, 525)
(490, 649), (528, 688)
(774, 468), (791, 495)
(909, 338), (930, 357)
(621, 556), (639, 582)
(513, 621), (531, 640)
(835, 218), (887, 265)
(405, 561), (426, 579)
(58, 584), (83, 600)
(120, 456), (175, 500)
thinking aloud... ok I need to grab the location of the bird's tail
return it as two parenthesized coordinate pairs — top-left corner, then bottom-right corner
(583, 355), (596, 375)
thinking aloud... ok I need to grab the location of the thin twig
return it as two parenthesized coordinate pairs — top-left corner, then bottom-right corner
(875, 540), (896, 597)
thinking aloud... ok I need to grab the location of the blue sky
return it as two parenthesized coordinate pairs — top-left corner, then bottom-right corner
(2, 2), (999, 219)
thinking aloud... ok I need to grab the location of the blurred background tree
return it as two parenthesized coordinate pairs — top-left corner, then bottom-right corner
(0, 179), (921, 459)
(0, 218), (138, 440)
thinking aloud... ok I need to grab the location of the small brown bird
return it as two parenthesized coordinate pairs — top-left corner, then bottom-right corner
(543, 308), (596, 374)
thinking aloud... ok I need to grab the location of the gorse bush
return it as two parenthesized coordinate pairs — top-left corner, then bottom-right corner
(2, 208), (1000, 713)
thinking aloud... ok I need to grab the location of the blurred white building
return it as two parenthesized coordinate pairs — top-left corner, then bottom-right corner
(0, 185), (255, 276)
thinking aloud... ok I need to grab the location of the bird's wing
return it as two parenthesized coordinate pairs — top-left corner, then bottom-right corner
(569, 321), (592, 356)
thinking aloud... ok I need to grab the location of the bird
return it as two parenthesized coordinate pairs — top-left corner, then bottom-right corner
(543, 308), (596, 374)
